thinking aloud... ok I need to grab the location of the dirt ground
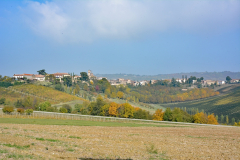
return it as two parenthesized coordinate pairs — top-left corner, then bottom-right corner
(0, 124), (239, 160)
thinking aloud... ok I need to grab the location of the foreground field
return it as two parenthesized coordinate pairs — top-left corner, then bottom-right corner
(0, 119), (239, 159)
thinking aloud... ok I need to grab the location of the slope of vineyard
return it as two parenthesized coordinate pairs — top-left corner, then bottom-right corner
(161, 84), (240, 121)
(8, 84), (86, 103)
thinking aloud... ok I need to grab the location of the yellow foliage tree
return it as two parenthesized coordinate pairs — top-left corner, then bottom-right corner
(207, 114), (218, 125)
(108, 102), (118, 117)
(117, 91), (124, 99)
(153, 109), (164, 121)
(193, 112), (208, 124)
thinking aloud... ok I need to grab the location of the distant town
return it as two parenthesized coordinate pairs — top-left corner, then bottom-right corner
(12, 70), (240, 87)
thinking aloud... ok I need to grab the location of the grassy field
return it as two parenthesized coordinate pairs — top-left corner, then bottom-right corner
(0, 117), (184, 128)
(161, 84), (240, 121)
(52, 100), (84, 109)
(0, 118), (239, 159)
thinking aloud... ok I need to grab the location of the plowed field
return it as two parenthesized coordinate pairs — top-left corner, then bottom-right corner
(0, 123), (239, 159)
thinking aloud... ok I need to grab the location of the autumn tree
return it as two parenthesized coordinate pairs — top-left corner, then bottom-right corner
(153, 109), (164, 121)
(108, 102), (119, 117)
(193, 112), (208, 124)
(117, 91), (124, 99)
(207, 114), (218, 125)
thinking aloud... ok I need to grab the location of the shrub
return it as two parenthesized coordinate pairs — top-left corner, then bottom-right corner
(2, 106), (14, 114)
(59, 107), (68, 113)
(25, 109), (33, 115)
(17, 108), (24, 114)
(62, 104), (72, 113)
(38, 101), (51, 111)
(46, 106), (55, 112)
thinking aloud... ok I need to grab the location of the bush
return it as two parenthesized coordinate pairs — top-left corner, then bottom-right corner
(17, 108), (24, 114)
(46, 106), (55, 112)
(38, 101), (51, 111)
(59, 107), (68, 113)
(2, 106), (14, 114)
(62, 104), (72, 113)
(25, 109), (33, 115)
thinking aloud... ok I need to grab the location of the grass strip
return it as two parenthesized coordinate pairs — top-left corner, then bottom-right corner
(3, 143), (30, 149)
(0, 118), (188, 127)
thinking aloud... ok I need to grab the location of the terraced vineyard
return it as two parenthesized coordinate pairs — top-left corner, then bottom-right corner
(162, 84), (240, 121)
(1, 84), (87, 104)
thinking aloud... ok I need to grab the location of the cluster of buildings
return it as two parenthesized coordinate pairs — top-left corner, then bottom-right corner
(12, 71), (239, 86)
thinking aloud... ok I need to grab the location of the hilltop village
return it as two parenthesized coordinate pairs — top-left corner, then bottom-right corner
(11, 70), (239, 87)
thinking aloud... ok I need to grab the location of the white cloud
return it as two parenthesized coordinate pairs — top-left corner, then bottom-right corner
(21, 0), (240, 43)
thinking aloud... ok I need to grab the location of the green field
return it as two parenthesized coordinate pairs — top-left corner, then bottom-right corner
(161, 85), (240, 121)
(0, 118), (188, 128)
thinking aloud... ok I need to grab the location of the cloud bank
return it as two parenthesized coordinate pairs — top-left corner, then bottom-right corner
(21, 0), (240, 43)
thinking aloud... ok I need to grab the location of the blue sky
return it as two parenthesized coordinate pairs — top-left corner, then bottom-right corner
(0, 0), (240, 76)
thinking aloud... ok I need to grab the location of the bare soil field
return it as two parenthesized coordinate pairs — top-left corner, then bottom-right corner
(0, 123), (239, 160)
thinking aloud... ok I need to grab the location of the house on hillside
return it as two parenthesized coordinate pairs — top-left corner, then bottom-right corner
(202, 80), (216, 86)
(231, 79), (240, 83)
(13, 73), (34, 80)
(33, 75), (45, 81)
(53, 73), (70, 82)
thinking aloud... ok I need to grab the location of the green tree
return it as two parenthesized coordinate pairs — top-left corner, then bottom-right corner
(59, 107), (68, 113)
(80, 72), (89, 81)
(226, 76), (232, 83)
(75, 84), (80, 94)
(62, 104), (72, 113)
(62, 76), (72, 87)
(45, 74), (56, 82)
(37, 69), (47, 75)
(163, 107), (172, 121)
(220, 114), (224, 123)
(226, 115), (229, 124)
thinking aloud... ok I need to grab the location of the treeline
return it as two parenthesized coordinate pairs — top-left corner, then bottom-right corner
(4, 94), (240, 125)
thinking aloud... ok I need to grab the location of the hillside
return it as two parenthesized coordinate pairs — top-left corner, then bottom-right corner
(1, 84), (86, 104)
(161, 84), (240, 121)
(96, 71), (240, 81)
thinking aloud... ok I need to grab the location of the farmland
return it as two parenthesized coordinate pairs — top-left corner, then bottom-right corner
(0, 118), (239, 159)
(1, 84), (86, 105)
(161, 84), (240, 121)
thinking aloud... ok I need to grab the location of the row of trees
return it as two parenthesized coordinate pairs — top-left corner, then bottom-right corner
(153, 108), (218, 124)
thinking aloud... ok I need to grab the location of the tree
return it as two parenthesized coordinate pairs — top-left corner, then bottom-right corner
(153, 109), (164, 121)
(62, 76), (72, 87)
(59, 107), (68, 113)
(80, 72), (89, 81)
(25, 109), (33, 115)
(62, 104), (72, 113)
(117, 91), (124, 99)
(2, 106), (14, 114)
(193, 112), (208, 124)
(207, 114), (218, 125)
(226, 115), (229, 124)
(109, 102), (118, 117)
(45, 74), (56, 82)
(163, 107), (172, 121)
(226, 76), (232, 83)
(37, 69), (47, 75)
(0, 98), (6, 105)
(55, 84), (64, 91)
(75, 84), (80, 94)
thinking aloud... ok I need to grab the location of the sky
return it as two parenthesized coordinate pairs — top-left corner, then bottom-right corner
(0, 0), (240, 76)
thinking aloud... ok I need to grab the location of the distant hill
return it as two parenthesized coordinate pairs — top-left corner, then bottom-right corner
(96, 71), (240, 81)
(161, 84), (240, 122)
